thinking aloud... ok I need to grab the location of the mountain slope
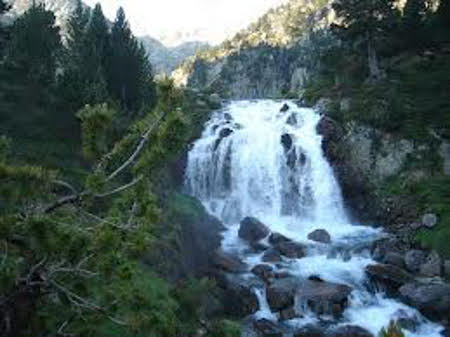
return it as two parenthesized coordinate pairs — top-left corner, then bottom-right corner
(172, 0), (335, 98)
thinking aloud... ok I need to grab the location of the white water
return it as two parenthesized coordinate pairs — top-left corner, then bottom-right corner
(185, 100), (443, 337)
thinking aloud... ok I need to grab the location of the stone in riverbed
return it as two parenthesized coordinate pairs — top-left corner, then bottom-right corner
(399, 282), (450, 322)
(266, 277), (299, 312)
(276, 241), (306, 259)
(268, 232), (291, 246)
(329, 325), (374, 337)
(365, 264), (414, 295)
(280, 103), (290, 113)
(251, 264), (275, 283)
(279, 307), (298, 321)
(422, 213), (438, 228)
(262, 248), (283, 263)
(213, 251), (247, 273)
(297, 279), (352, 318)
(419, 251), (442, 277)
(220, 278), (259, 318)
(307, 229), (331, 244)
(404, 249), (427, 272)
(253, 319), (283, 337)
(293, 324), (325, 337)
(238, 217), (270, 243)
(382, 252), (405, 268)
(281, 134), (294, 152)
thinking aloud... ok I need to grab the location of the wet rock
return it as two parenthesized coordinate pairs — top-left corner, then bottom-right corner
(224, 113), (233, 121)
(239, 217), (270, 243)
(276, 241), (306, 259)
(251, 264), (275, 283)
(262, 248), (283, 263)
(209, 93), (221, 107)
(266, 277), (299, 312)
(214, 127), (234, 150)
(253, 319), (283, 337)
(422, 213), (438, 228)
(444, 260), (450, 280)
(221, 279), (259, 317)
(299, 152), (307, 165)
(280, 103), (290, 113)
(366, 264), (414, 294)
(286, 148), (297, 170)
(393, 309), (420, 332)
(420, 251), (442, 277)
(329, 325), (374, 337)
(371, 237), (405, 263)
(399, 282), (450, 322)
(382, 252), (405, 268)
(404, 250), (427, 273)
(281, 134), (293, 152)
(250, 242), (270, 253)
(287, 114), (297, 126)
(297, 279), (352, 317)
(274, 271), (291, 279)
(340, 98), (351, 113)
(268, 232), (291, 246)
(308, 229), (331, 244)
(279, 307), (297, 321)
(293, 324), (325, 337)
(213, 251), (247, 273)
(316, 116), (344, 144)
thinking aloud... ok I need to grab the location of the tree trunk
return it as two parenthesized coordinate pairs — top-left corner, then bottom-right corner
(366, 32), (384, 82)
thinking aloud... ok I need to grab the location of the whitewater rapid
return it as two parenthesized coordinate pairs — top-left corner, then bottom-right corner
(185, 100), (443, 337)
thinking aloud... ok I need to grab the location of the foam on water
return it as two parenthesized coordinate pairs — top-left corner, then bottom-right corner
(185, 100), (444, 337)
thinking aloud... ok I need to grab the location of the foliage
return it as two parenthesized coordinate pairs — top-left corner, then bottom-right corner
(209, 319), (241, 337)
(379, 321), (405, 337)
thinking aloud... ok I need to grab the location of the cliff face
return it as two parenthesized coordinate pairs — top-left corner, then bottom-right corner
(173, 0), (335, 98)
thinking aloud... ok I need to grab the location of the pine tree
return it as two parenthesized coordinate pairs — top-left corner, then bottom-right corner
(437, 0), (450, 27)
(7, 3), (61, 85)
(0, 0), (10, 55)
(403, 0), (427, 32)
(106, 7), (155, 113)
(332, 0), (397, 80)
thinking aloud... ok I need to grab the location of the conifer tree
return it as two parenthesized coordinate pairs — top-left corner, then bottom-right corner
(403, 0), (427, 31)
(0, 0), (10, 55)
(7, 3), (61, 85)
(437, 0), (450, 27)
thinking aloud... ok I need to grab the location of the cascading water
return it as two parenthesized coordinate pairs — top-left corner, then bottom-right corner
(185, 100), (444, 337)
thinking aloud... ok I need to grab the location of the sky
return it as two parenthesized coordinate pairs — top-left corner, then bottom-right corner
(83, 0), (287, 46)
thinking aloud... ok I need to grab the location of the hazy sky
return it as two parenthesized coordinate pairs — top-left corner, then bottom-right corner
(84, 0), (286, 46)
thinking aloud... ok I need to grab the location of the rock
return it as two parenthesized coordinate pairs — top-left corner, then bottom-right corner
(307, 229), (331, 244)
(275, 271), (291, 279)
(281, 134), (293, 152)
(220, 278), (259, 317)
(422, 213), (438, 228)
(287, 114), (297, 126)
(444, 260), (450, 280)
(251, 264), (275, 283)
(382, 252), (405, 268)
(268, 232), (291, 246)
(279, 307), (297, 321)
(252, 319), (283, 337)
(315, 98), (332, 114)
(280, 103), (290, 113)
(276, 241), (306, 259)
(366, 264), (414, 294)
(316, 116), (343, 144)
(404, 250), (427, 273)
(399, 282), (450, 322)
(266, 277), (299, 312)
(250, 242), (270, 253)
(297, 279), (352, 317)
(393, 309), (420, 332)
(262, 248), (283, 263)
(330, 325), (374, 337)
(213, 252), (247, 273)
(371, 237), (405, 263)
(209, 93), (221, 107)
(238, 217), (270, 243)
(293, 325), (325, 337)
(340, 98), (351, 112)
(420, 251), (442, 277)
(286, 148), (297, 170)
(214, 127), (234, 150)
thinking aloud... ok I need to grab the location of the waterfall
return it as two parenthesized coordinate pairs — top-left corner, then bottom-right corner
(185, 100), (443, 337)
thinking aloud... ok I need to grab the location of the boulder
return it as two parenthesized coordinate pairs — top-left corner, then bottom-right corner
(444, 260), (450, 280)
(209, 93), (221, 107)
(297, 279), (352, 317)
(366, 264), (414, 294)
(262, 248), (283, 263)
(392, 309), (420, 332)
(308, 229), (332, 244)
(420, 251), (442, 277)
(266, 277), (299, 312)
(268, 232), (291, 246)
(238, 217), (270, 243)
(316, 116), (344, 144)
(279, 307), (297, 321)
(276, 241), (306, 259)
(382, 252), (405, 268)
(404, 250), (427, 273)
(287, 114), (298, 126)
(294, 325), (325, 337)
(221, 279), (259, 318)
(251, 264), (275, 283)
(329, 325), (374, 337)
(399, 282), (450, 322)
(281, 134), (294, 152)
(280, 103), (290, 113)
(253, 319), (283, 337)
(213, 251), (247, 273)
(422, 213), (438, 228)
(214, 127), (234, 150)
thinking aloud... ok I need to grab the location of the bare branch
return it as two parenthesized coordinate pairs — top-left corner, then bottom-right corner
(52, 180), (78, 195)
(94, 176), (143, 198)
(106, 112), (166, 182)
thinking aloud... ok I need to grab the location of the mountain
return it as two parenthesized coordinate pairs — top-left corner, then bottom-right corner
(139, 36), (209, 75)
(172, 0), (335, 98)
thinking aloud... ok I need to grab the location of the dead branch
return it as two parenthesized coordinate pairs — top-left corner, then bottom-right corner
(94, 175), (143, 198)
